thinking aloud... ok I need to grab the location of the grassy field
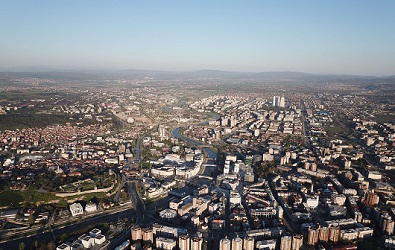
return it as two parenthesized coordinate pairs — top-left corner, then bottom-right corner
(0, 190), (58, 208)
(0, 190), (111, 208)
(0, 108), (75, 131)
(0, 90), (59, 101)
(374, 114), (395, 124)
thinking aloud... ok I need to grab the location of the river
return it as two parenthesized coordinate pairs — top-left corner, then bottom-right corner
(0, 209), (134, 249)
(171, 127), (217, 159)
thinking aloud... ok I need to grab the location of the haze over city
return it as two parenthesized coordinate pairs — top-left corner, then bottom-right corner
(1, 2), (395, 250)
(1, 0), (395, 76)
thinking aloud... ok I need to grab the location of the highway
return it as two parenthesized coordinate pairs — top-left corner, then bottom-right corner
(127, 179), (145, 225)
(0, 208), (134, 249)
(300, 100), (312, 149)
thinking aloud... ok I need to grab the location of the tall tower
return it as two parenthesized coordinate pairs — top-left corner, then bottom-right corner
(131, 226), (142, 241)
(273, 96), (278, 107)
(179, 235), (190, 250)
(291, 235), (303, 250)
(280, 236), (292, 250)
(243, 237), (254, 250)
(190, 237), (202, 250)
(220, 238), (231, 250)
(231, 237), (243, 250)
(158, 125), (166, 138)
(142, 227), (153, 245)
(279, 96), (285, 107)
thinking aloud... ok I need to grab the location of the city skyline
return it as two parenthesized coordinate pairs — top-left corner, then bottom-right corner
(1, 1), (395, 76)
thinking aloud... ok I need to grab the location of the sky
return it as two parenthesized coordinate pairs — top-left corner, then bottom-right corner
(1, 1), (395, 76)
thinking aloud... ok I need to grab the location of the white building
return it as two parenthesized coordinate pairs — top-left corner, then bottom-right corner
(305, 195), (319, 209)
(256, 239), (277, 250)
(85, 202), (97, 213)
(219, 238), (231, 250)
(94, 234), (106, 245)
(56, 244), (70, 250)
(229, 190), (241, 205)
(69, 203), (84, 217)
(191, 237), (202, 250)
(79, 235), (94, 249)
(179, 235), (190, 250)
(159, 208), (178, 219)
(368, 171), (382, 180)
(156, 237), (177, 250)
(231, 237), (243, 250)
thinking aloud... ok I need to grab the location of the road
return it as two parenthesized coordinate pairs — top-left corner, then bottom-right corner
(0, 208), (134, 250)
(127, 179), (145, 225)
(300, 100), (312, 149)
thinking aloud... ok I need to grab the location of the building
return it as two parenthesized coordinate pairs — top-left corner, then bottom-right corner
(244, 172), (255, 183)
(85, 202), (97, 213)
(179, 235), (190, 250)
(307, 228), (319, 245)
(178, 203), (194, 216)
(280, 236), (292, 250)
(243, 237), (254, 250)
(94, 234), (106, 245)
(56, 244), (70, 250)
(273, 96), (285, 107)
(79, 235), (94, 249)
(69, 203), (84, 217)
(131, 226), (142, 241)
(152, 224), (180, 239)
(155, 237), (176, 250)
(158, 125), (166, 138)
(255, 239), (277, 250)
(364, 191), (379, 207)
(229, 190), (241, 205)
(220, 238), (231, 250)
(291, 235), (303, 250)
(142, 227), (153, 244)
(383, 218), (395, 235)
(190, 237), (202, 250)
(231, 237), (243, 250)
(319, 227), (329, 242)
(250, 207), (277, 218)
(159, 208), (177, 220)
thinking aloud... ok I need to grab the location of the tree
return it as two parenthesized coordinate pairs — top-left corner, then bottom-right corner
(47, 241), (56, 250)
(19, 242), (25, 250)
(28, 214), (35, 226)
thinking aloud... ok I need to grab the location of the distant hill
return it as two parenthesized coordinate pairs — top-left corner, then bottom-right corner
(1, 68), (395, 83)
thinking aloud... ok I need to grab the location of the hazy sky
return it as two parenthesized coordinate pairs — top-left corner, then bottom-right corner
(1, 1), (395, 75)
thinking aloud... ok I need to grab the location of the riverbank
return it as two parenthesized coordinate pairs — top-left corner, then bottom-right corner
(171, 127), (217, 159)
(0, 207), (134, 249)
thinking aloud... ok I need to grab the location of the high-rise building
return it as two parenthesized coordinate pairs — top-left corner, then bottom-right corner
(328, 226), (340, 242)
(142, 227), (153, 244)
(318, 227), (329, 242)
(383, 218), (395, 235)
(220, 238), (231, 250)
(273, 96), (278, 107)
(280, 236), (292, 250)
(364, 191), (379, 207)
(179, 235), (190, 250)
(158, 125), (166, 138)
(243, 237), (254, 250)
(307, 228), (319, 245)
(131, 226), (142, 241)
(190, 237), (202, 250)
(291, 235), (303, 250)
(231, 237), (243, 250)
(279, 96), (285, 107)
(156, 237), (176, 250)
(273, 96), (285, 107)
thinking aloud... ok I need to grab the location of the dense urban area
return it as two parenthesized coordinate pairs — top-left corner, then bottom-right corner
(0, 71), (395, 250)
